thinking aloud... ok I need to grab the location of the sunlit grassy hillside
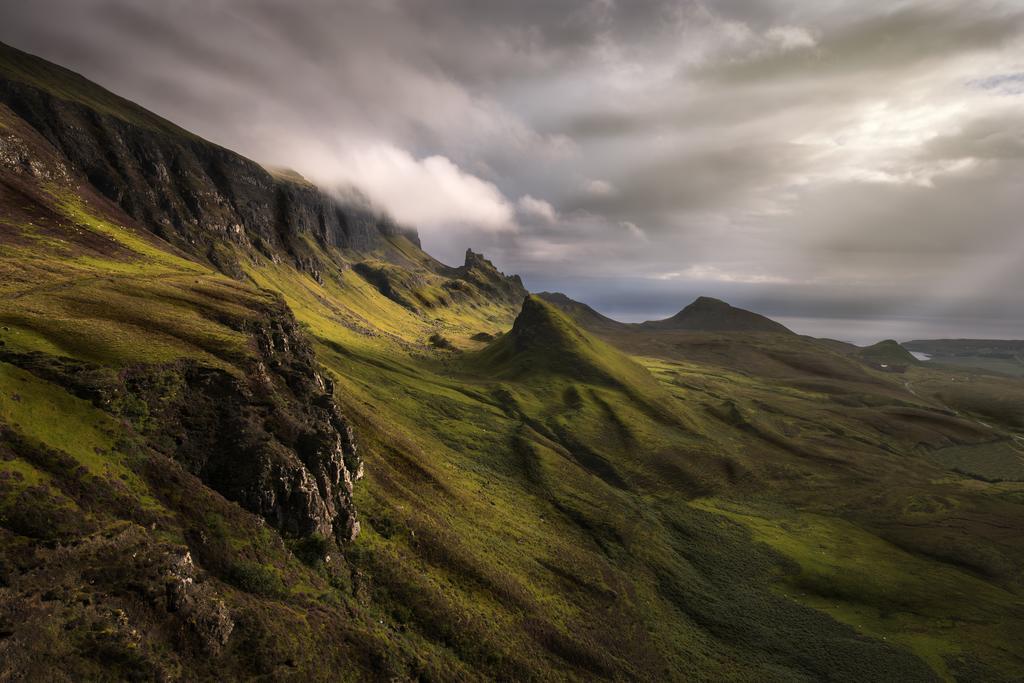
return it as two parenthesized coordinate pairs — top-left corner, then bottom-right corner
(2, 42), (1024, 681)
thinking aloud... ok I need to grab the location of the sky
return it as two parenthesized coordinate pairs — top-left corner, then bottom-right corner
(2, 0), (1023, 343)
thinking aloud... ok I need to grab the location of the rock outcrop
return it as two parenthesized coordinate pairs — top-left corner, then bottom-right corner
(167, 301), (363, 543)
(163, 549), (235, 655)
(448, 249), (528, 306)
(0, 298), (363, 544)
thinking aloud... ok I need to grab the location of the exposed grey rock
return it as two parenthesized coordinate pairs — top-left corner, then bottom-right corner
(0, 298), (364, 545)
(0, 78), (419, 278)
(444, 249), (527, 306)
(163, 549), (234, 654)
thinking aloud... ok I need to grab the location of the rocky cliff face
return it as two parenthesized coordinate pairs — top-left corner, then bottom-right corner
(1, 299), (363, 544)
(0, 72), (364, 545)
(164, 300), (364, 543)
(351, 247), (529, 313)
(450, 249), (528, 306)
(0, 75), (418, 278)
(6, 303), (363, 544)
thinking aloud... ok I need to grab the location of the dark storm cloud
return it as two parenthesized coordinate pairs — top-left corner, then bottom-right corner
(564, 141), (807, 226)
(1, 0), (1022, 340)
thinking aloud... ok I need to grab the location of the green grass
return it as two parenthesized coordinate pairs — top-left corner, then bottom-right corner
(693, 498), (1022, 680)
(858, 339), (920, 367)
(0, 362), (160, 508)
(0, 455), (50, 507)
(264, 267), (1024, 679)
(927, 355), (1024, 377)
(0, 186), (267, 368)
(926, 441), (1024, 482)
(913, 371), (1024, 431)
(3, 56), (1024, 678)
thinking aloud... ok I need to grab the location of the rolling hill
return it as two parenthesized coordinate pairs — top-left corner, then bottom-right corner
(857, 339), (921, 370)
(2, 41), (1024, 681)
(642, 296), (794, 333)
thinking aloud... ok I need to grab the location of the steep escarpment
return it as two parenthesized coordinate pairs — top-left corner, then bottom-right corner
(0, 72), (391, 678)
(354, 248), (528, 314)
(0, 88), (363, 546)
(0, 42), (417, 279)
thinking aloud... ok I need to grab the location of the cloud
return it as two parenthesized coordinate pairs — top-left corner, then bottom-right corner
(765, 25), (816, 50)
(699, 5), (1024, 83)
(655, 265), (792, 285)
(620, 221), (646, 240)
(322, 143), (516, 233)
(585, 179), (616, 196)
(2, 0), (1022, 334)
(516, 194), (557, 223)
(967, 72), (1024, 96)
(922, 113), (1024, 160)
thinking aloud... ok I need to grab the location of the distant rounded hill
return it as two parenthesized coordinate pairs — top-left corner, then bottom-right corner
(641, 296), (794, 334)
(856, 339), (920, 367)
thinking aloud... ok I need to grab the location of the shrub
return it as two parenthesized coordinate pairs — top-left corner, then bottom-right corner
(289, 533), (330, 567)
(227, 560), (285, 597)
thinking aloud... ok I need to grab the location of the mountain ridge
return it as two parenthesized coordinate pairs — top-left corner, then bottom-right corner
(539, 291), (793, 335)
(536, 291), (628, 332)
(0, 41), (420, 281)
(857, 339), (921, 369)
(2, 39), (1024, 683)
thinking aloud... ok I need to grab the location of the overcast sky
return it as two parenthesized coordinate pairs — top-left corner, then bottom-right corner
(2, 0), (1023, 341)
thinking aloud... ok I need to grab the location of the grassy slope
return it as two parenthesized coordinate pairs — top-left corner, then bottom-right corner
(0, 106), (453, 680)
(264, 263), (1024, 678)
(2, 60), (1024, 680)
(542, 316), (1024, 678)
(922, 355), (1024, 378)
